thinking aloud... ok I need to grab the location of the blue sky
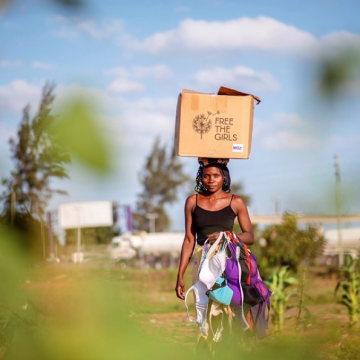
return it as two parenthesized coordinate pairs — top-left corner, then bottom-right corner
(1, 0), (360, 231)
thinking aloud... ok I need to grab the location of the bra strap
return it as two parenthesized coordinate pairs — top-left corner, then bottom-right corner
(196, 194), (198, 205)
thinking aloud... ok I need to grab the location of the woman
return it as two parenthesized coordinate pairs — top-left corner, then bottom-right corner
(175, 158), (254, 348)
(175, 158), (254, 300)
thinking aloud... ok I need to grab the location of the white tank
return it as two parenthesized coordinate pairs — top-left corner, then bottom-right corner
(110, 232), (184, 260)
(141, 232), (184, 256)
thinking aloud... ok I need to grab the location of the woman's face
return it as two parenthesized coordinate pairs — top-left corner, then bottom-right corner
(202, 166), (224, 193)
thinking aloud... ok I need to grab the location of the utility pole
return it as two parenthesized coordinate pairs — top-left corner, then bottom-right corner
(272, 195), (280, 216)
(146, 213), (158, 233)
(76, 207), (82, 253)
(334, 154), (344, 267)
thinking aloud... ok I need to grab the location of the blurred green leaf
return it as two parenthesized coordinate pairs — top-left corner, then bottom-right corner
(335, 257), (360, 327)
(317, 49), (360, 99)
(55, 99), (112, 174)
(0, 230), (26, 310)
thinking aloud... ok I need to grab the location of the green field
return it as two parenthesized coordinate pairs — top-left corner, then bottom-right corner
(1, 258), (359, 360)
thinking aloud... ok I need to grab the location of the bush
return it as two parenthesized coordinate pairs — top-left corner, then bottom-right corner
(252, 213), (325, 276)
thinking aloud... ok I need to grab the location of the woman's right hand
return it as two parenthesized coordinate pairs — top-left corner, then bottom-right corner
(175, 277), (185, 300)
(207, 232), (221, 244)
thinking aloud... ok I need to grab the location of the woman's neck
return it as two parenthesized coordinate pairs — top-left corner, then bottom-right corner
(201, 190), (228, 199)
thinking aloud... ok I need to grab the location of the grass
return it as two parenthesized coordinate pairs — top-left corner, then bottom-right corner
(1, 256), (360, 360)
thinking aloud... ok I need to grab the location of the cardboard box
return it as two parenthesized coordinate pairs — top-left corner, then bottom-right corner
(175, 87), (260, 159)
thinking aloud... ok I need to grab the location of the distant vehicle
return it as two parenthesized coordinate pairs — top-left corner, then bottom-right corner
(111, 235), (137, 261)
(141, 232), (184, 256)
(323, 227), (360, 259)
(110, 232), (184, 264)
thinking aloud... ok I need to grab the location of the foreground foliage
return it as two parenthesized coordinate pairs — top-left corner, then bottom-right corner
(0, 238), (338, 360)
(266, 266), (298, 333)
(335, 257), (360, 328)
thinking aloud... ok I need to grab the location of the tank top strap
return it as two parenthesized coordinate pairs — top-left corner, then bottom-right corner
(196, 194), (198, 205)
(229, 194), (234, 205)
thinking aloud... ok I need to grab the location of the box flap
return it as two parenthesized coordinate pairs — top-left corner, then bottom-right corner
(217, 86), (261, 104)
(182, 89), (209, 95)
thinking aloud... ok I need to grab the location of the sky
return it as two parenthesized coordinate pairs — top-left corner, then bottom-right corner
(1, 0), (360, 232)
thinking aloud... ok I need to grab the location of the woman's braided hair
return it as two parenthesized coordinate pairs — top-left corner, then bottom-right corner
(194, 163), (231, 193)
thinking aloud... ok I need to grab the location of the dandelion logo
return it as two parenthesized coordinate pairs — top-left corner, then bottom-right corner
(192, 111), (219, 139)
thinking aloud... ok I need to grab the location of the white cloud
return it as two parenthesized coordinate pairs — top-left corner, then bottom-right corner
(132, 65), (172, 81)
(127, 16), (318, 55)
(192, 65), (279, 91)
(77, 20), (104, 39)
(273, 113), (305, 127)
(0, 80), (42, 112)
(106, 67), (129, 78)
(50, 15), (360, 61)
(100, 96), (177, 184)
(320, 31), (360, 52)
(254, 112), (319, 150)
(0, 80), (114, 116)
(77, 19), (123, 39)
(0, 60), (22, 68)
(261, 131), (318, 150)
(116, 97), (176, 156)
(119, 96), (176, 115)
(106, 64), (172, 94)
(108, 79), (145, 94)
(52, 26), (79, 39)
(107, 65), (172, 81)
(52, 17), (126, 42)
(52, 15), (69, 23)
(32, 61), (56, 70)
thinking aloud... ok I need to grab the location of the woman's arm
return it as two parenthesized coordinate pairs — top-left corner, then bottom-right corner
(233, 195), (254, 245)
(175, 195), (196, 300)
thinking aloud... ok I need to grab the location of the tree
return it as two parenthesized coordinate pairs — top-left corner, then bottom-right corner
(252, 212), (325, 275)
(134, 138), (190, 232)
(1, 83), (71, 220)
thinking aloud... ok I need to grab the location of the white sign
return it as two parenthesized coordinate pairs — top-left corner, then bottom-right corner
(59, 201), (113, 229)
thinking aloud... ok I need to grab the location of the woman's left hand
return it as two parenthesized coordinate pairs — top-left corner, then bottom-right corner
(207, 232), (221, 244)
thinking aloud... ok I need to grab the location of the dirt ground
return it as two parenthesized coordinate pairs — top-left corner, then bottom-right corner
(0, 261), (356, 359)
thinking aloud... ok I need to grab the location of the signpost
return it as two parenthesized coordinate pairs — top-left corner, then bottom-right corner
(58, 201), (113, 263)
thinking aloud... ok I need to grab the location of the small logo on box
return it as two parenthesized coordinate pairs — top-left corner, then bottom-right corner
(192, 110), (219, 139)
(232, 144), (244, 153)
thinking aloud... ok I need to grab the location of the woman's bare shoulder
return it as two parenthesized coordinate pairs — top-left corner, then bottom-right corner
(185, 194), (196, 206)
(184, 194), (197, 215)
(231, 195), (247, 208)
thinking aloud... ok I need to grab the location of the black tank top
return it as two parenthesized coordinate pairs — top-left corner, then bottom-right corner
(192, 194), (236, 246)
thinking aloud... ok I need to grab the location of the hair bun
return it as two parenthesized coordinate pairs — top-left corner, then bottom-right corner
(198, 158), (229, 167)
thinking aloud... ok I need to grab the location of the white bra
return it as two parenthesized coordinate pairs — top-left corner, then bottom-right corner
(198, 232), (228, 289)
